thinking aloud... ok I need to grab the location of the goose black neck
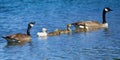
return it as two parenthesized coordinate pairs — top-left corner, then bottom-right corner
(27, 25), (31, 36)
(102, 10), (107, 24)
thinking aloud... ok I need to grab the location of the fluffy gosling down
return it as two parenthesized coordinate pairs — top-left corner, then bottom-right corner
(37, 28), (60, 37)
(37, 28), (47, 37)
(59, 24), (72, 34)
(48, 29), (60, 36)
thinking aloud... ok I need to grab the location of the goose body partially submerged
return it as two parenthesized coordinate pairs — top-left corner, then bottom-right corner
(2, 22), (35, 43)
(72, 7), (112, 29)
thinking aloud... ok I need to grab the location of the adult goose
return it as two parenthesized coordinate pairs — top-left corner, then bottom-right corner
(71, 7), (112, 29)
(2, 22), (35, 43)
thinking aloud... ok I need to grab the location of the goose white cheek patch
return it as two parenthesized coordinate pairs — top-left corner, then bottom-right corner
(30, 24), (34, 27)
(105, 8), (108, 12)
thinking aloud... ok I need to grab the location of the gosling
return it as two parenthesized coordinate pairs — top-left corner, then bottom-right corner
(59, 24), (72, 34)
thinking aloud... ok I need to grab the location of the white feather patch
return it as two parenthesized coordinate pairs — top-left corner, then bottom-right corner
(30, 24), (34, 27)
(105, 8), (108, 12)
(79, 26), (84, 28)
(79, 25), (88, 29)
(37, 32), (47, 37)
(104, 23), (108, 27)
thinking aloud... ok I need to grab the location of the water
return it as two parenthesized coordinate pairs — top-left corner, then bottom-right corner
(0, 0), (120, 60)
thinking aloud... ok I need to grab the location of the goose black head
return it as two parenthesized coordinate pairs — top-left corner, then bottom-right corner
(28, 22), (35, 27)
(104, 7), (112, 12)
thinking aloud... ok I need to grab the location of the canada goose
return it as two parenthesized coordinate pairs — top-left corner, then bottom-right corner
(2, 22), (35, 43)
(59, 24), (72, 34)
(48, 29), (60, 36)
(72, 7), (112, 29)
(37, 28), (47, 37)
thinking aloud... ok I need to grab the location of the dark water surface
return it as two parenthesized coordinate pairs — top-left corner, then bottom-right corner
(0, 0), (120, 60)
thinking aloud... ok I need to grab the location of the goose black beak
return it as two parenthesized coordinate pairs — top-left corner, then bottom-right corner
(110, 9), (112, 11)
(71, 23), (76, 25)
(2, 36), (5, 38)
(29, 22), (35, 25)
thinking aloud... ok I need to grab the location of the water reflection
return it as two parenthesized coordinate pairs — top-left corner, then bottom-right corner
(74, 27), (108, 33)
(38, 36), (48, 40)
(5, 41), (32, 47)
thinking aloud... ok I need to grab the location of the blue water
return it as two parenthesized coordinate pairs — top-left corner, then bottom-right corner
(0, 0), (120, 60)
